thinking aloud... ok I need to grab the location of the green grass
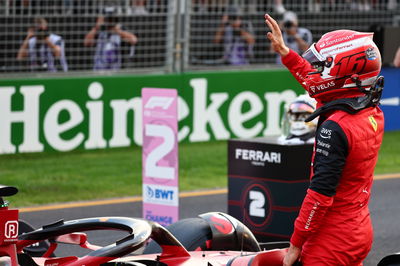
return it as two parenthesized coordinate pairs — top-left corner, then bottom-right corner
(0, 141), (227, 207)
(376, 130), (400, 174)
(0, 131), (399, 207)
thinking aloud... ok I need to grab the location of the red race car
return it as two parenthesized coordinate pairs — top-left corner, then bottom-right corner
(1, 184), (292, 266)
(2, 185), (396, 266)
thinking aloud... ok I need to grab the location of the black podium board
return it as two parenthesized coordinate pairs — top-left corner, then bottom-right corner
(228, 137), (313, 242)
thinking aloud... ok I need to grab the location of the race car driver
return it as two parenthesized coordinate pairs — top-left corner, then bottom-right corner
(278, 94), (317, 145)
(264, 14), (385, 265)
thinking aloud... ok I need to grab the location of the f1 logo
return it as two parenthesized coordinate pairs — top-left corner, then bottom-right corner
(145, 96), (174, 110)
(5, 221), (18, 239)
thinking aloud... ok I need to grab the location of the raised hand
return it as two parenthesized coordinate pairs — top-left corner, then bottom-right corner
(264, 14), (289, 57)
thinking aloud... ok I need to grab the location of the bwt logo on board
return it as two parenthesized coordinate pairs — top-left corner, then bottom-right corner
(143, 184), (178, 206)
(146, 186), (174, 201)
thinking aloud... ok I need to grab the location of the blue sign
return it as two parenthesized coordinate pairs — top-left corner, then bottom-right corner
(380, 68), (400, 131)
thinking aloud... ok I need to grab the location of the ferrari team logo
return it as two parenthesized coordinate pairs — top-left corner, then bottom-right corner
(369, 116), (378, 132)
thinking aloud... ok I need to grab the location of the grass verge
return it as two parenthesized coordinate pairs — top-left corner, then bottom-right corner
(0, 131), (399, 207)
(0, 141), (227, 207)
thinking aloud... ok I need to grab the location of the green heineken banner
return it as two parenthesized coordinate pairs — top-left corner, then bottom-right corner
(0, 70), (303, 154)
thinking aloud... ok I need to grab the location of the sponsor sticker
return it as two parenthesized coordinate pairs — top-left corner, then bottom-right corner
(317, 139), (331, 149)
(144, 210), (173, 227)
(5, 221), (18, 239)
(366, 47), (377, 60)
(143, 184), (179, 206)
(235, 148), (282, 166)
(319, 127), (332, 139)
(0, 209), (18, 244)
(369, 115), (378, 132)
(309, 81), (336, 94)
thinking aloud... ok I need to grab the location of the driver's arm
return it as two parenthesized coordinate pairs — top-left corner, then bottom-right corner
(281, 50), (314, 91)
(290, 120), (349, 248)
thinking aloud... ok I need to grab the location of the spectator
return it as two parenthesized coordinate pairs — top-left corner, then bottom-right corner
(276, 11), (312, 64)
(214, 6), (255, 65)
(357, 0), (372, 11)
(16, 17), (68, 72)
(308, 0), (321, 12)
(192, 0), (208, 13)
(84, 6), (138, 70)
(388, 0), (398, 10)
(275, 0), (286, 14)
(129, 0), (149, 15)
(393, 46), (400, 67)
(63, 0), (72, 15)
(278, 94), (317, 145)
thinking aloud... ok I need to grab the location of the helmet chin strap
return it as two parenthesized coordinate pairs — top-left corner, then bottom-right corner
(305, 75), (384, 122)
(369, 75), (384, 105)
(351, 74), (384, 103)
(351, 74), (363, 91)
(351, 74), (369, 94)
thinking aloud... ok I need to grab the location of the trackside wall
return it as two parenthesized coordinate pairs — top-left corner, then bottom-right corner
(0, 68), (398, 154)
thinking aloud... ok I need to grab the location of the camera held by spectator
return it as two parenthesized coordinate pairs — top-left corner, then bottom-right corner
(283, 20), (295, 31)
(16, 17), (68, 72)
(275, 11), (312, 65)
(99, 8), (120, 32)
(36, 28), (50, 41)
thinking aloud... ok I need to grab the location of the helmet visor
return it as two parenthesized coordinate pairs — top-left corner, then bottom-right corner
(288, 102), (315, 114)
(302, 43), (325, 64)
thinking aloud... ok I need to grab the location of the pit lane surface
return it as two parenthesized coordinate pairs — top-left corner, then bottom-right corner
(20, 177), (400, 266)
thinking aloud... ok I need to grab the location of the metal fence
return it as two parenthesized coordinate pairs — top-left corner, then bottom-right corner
(0, 0), (399, 76)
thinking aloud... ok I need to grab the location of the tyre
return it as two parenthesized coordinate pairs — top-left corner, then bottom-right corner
(378, 254), (400, 266)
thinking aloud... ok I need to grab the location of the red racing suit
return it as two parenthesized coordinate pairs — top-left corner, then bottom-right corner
(282, 50), (385, 265)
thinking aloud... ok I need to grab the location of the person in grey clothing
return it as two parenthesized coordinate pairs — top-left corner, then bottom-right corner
(214, 6), (255, 65)
(84, 7), (138, 71)
(17, 17), (68, 72)
(276, 11), (312, 65)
